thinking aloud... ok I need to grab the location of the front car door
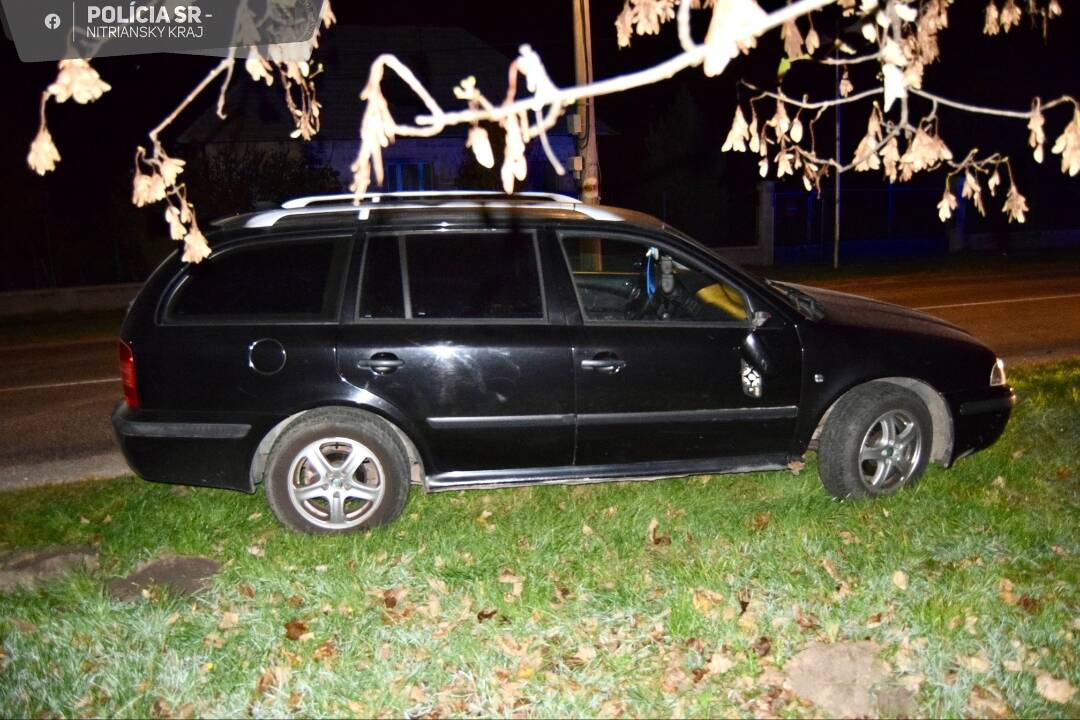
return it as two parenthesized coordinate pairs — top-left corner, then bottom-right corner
(558, 231), (802, 470)
(337, 225), (574, 484)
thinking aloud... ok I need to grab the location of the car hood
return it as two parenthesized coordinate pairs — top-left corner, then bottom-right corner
(786, 283), (980, 344)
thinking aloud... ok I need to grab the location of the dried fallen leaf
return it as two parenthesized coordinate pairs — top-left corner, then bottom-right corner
(969, 684), (1011, 718)
(752, 635), (772, 657)
(599, 699), (623, 718)
(1035, 673), (1077, 704)
(706, 651), (735, 675)
(660, 660), (690, 694)
(647, 517), (672, 546)
(1018, 595), (1041, 614)
(256, 665), (291, 696)
(999, 578), (1016, 605)
(892, 570), (909, 590)
(574, 645), (598, 664)
(382, 588), (406, 609)
(284, 619), (308, 641)
(477, 608), (497, 622)
(217, 611), (239, 630)
(313, 639), (338, 662)
(793, 603), (820, 631)
(958, 649), (992, 673)
(247, 545), (265, 557)
(692, 588), (725, 615)
(787, 459), (806, 475)
(750, 512), (771, 531)
(237, 583), (256, 599)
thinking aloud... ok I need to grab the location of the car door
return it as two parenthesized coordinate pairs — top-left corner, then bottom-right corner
(336, 227), (575, 479)
(148, 234), (351, 418)
(559, 231), (802, 468)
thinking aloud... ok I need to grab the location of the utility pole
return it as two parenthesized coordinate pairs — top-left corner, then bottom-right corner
(832, 15), (842, 269)
(572, 0), (601, 205)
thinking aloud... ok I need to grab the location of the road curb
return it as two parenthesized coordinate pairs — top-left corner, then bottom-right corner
(0, 452), (131, 492)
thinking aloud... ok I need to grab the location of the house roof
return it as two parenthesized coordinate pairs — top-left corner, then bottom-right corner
(179, 25), (580, 145)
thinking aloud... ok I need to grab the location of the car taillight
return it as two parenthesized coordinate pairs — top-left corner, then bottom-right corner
(118, 340), (140, 409)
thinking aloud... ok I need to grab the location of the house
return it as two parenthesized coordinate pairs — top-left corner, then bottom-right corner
(179, 26), (583, 195)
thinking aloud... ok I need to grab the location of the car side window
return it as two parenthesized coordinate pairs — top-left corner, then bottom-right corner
(168, 240), (339, 320)
(403, 232), (543, 320)
(357, 236), (405, 319)
(561, 235), (748, 323)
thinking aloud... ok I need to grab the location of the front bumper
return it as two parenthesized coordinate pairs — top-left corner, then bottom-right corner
(947, 385), (1016, 464)
(111, 403), (258, 493)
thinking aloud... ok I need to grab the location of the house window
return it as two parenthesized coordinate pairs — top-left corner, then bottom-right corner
(385, 162), (433, 192)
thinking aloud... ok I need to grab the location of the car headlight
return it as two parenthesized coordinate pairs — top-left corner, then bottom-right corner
(990, 358), (1007, 387)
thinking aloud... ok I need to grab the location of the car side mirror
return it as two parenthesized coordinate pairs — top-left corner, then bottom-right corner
(741, 330), (773, 376)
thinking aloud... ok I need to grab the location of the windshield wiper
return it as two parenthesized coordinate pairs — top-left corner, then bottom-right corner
(766, 280), (825, 320)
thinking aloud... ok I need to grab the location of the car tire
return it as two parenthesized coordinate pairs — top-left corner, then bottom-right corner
(817, 382), (932, 500)
(264, 408), (410, 533)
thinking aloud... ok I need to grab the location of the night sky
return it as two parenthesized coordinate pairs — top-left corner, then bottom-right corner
(1, 1), (1077, 290)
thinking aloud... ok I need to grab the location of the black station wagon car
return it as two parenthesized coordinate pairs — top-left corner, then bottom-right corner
(113, 191), (1016, 533)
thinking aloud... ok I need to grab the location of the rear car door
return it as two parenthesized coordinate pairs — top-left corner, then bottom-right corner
(134, 233), (351, 488)
(559, 231), (802, 468)
(337, 227), (574, 481)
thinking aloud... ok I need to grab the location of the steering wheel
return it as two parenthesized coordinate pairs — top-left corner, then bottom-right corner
(624, 283), (656, 320)
(624, 249), (660, 320)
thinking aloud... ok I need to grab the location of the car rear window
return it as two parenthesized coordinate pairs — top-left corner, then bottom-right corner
(168, 240), (338, 320)
(404, 232), (543, 319)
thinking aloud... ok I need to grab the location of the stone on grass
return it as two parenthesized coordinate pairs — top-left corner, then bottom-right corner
(0, 546), (99, 594)
(107, 555), (220, 601)
(785, 640), (915, 719)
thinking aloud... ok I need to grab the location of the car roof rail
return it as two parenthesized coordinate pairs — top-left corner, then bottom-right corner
(237, 199), (627, 228)
(281, 190), (582, 209)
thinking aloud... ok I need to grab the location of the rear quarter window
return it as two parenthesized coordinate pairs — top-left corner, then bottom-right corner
(166, 239), (343, 322)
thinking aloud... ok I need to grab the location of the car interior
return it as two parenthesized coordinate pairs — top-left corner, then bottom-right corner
(564, 237), (748, 323)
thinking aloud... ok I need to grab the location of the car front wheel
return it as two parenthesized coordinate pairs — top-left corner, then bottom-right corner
(264, 408), (410, 533)
(817, 383), (932, 499)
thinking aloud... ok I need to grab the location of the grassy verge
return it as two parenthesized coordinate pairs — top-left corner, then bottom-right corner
(1, 363), (1078, 718)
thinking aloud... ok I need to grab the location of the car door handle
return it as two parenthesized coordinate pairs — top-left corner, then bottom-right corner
(357, 353), (404, 374)
(581, 355), (627, 374)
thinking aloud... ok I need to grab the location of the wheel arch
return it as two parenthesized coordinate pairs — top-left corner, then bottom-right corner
(248, 403), (428, 490)
(811, 376), (954, 466)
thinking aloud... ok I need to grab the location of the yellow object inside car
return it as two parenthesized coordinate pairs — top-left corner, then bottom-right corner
(695, 282), (748, 320)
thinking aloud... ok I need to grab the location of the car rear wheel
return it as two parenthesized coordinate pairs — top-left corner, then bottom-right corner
(264, 408), (410, 533)
(818, 383), (932, 499)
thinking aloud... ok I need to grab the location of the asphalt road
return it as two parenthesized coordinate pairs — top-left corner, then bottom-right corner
(0, 263), (1078, 489)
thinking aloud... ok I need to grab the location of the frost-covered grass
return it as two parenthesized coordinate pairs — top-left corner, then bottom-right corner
(1, 362), (1078, 718)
